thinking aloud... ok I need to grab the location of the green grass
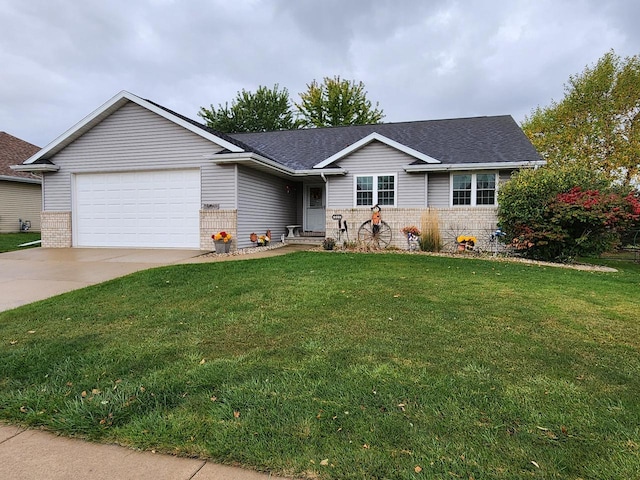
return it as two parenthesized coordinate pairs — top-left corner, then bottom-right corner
(0, 232), (41, 252)
(1, 252), (639, 479)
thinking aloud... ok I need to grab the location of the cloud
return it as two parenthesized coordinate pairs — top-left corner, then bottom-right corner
(1, 0), (637, 146)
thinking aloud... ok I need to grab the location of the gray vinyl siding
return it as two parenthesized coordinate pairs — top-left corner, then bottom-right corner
(499, 170), (514, 184)
(427, 172), (450, 207)
(42, 102), (233, 211)
(236, 166), (297, 248)
(327, 141), (426, 208)
(0, 180), (42, 232)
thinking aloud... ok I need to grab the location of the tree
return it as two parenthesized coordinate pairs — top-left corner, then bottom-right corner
(522, 50), (640, 185)
(296, 76), (384, 128)
(198, 84), (298, 133)
(497, 163), (640, 261)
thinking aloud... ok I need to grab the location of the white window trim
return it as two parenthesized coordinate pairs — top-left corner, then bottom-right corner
(354, 173), (398, 207)
(450, 171), (498, 207)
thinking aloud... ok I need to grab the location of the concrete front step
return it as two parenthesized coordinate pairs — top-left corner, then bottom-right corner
(285, 236), (324, 245)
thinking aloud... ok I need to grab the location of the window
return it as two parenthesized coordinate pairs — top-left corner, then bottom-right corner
(452, 174), (472, 205)
(355, 174), (396, 206)
(475, 173), (496, 205)
(451, 173), (496, 206)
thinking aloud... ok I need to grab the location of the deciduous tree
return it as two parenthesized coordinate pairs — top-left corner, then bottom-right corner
(198, 84), (298, 133)
(296, 76), (384, 128)
(522, 50), (640, 185)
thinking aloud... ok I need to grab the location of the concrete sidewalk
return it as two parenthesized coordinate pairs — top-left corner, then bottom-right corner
(0, 424), (292, 479)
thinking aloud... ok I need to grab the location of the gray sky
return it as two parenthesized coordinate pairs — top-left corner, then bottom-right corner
(1, 0), (639, 147)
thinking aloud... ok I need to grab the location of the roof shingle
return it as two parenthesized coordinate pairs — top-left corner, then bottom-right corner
(228, 115), (542, 170)
(0, 132), (40, 180)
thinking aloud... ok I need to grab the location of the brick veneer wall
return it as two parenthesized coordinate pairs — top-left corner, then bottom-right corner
(40, 211), (72, 248)
(200, 209), (237, 251)
(325, 207), (499, 251)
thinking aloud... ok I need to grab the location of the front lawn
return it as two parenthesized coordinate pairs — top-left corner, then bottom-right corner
(0, 232), (41, 253)
(1, 252), (639, 479)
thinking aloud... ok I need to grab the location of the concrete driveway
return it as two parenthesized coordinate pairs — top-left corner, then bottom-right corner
(0, 248), (203, 312)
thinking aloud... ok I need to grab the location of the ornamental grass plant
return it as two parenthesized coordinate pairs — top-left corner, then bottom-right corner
(419, 207), (442, 252)
(1, 252), (639, 479)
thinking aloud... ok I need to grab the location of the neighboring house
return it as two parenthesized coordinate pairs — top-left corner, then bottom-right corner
(0, 132), (41, 233)
(15, 91), (543, 250)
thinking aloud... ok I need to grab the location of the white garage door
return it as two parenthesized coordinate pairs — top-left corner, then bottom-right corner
(74, 170), (200, 248)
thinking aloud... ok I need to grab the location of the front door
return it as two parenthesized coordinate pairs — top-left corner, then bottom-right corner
(305, 184), (325, 232)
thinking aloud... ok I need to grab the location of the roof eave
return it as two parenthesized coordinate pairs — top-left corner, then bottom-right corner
(404, 160), (546, 172)
(11, 163), (59, 173)
(0, 174), (42, 184)
(207, 153), (346, 177)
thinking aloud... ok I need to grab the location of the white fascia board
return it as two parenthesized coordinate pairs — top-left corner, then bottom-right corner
(10, 163), (59, 173)
(208, 153), (346, 177)
(0, 174), (42, 184)
(403, 160), (546, 172)
(313, 132), (440, 169)
(24, 91), (243, 165)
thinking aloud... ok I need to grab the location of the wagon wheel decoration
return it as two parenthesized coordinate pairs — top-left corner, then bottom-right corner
(358, 204), (392, 248)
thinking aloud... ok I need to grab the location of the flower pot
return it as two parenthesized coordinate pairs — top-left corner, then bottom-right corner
(214, 240), (231, 254)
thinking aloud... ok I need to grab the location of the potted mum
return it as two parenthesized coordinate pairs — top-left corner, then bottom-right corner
(456, 235), (476, 252)
(212, 231), (233, 253)
(250, 230), (272, 246)
(401, 225), (421, 250)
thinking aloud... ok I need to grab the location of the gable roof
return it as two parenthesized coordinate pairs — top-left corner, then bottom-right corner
(228, 115), (542, 170)
(17, 90), (543, 176)
(0, 132), (41, 183)
(22, 91), (246, 165)
(314, 132), (441, 168)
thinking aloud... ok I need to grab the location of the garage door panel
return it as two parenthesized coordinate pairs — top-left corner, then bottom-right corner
(75, 170), (200, 248)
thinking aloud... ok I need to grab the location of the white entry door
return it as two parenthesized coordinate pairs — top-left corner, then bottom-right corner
(305, 184), (325, 232)
(74, 169), (201, 248)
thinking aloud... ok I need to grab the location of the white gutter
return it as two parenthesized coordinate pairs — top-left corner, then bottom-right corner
(403, 160), (546, 172)
(0, 174), (42, 184)
(11, 163), (59, 173)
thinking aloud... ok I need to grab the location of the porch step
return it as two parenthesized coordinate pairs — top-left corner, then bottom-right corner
(285, 234), (324, 246)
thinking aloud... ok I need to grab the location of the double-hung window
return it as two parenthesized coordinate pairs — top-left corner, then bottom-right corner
(355, 174), (396, 207)
(451, 172), (496, 206)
